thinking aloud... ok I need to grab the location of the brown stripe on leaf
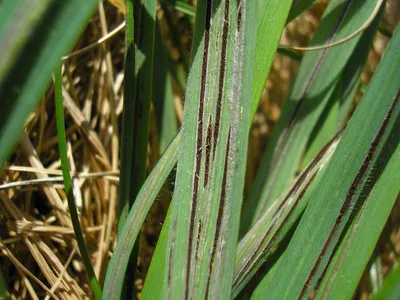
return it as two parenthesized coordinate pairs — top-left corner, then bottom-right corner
(234, 130), (342, 287)
(212, 0), (230, 158)
(195, 221), (203, 261)
(299, 89), (400, 299)
(206, 127), (231, 299)
(235, 171), (319, 287)
(204, 116), (213, 187)
(186, 0), (213, 297)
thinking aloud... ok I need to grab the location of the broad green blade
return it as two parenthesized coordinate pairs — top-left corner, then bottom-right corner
(232, 133), (341, 297)
(242, 0), (382, 234)
(373, 263), (400, 300)
(0, 0), (97, 169)
(315, 98), (400, 299)
(165, 0), (257, 298)
(252, 24), (400, 300)
(102, 135), (180, 299)
(250, 0), (293, 118)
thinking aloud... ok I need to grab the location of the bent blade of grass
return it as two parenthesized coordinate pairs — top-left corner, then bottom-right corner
(232, 133), (341, 297)
(252, 24), (400, 300)
(102, 135), (180, 299)
(315, 102), (400, 299)
(54, 68), (102, 299)
(301, 3), (384, 168)
(0, 0), (97, 170)
(241, 0), (382, 234)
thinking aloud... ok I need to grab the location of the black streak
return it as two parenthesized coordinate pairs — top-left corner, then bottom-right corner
(205, 116), (213, 187)
(234, 130), (343, 287)
(205, 128), (231, 299)
(212, 0), (230, 158)
(186, 0), (213, 298)
(299, 89), (400, 299)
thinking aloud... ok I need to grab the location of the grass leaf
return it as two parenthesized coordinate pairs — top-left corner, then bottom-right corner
(241, 0), (383, 234)
(54, 68), (102, 299)
(252, 23), (400, 300)
(102, 135), (179, 299)
(0, 0), (97, 169)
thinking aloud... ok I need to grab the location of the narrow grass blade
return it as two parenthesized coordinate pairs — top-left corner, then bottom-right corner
(119, 0), (156, 229)
(0, 0), (97, 169)
(232, 133), (341, 297)
(373, 263), (400, 300)
(54, 68), (102, 299)
(118, 0), (156, 297)
(315, 103), (400, 299)
(252, 24), (400, 300)
(175, 1), (196, 17)
(242, 0), (382, 234)
(103, 135), (180, 299)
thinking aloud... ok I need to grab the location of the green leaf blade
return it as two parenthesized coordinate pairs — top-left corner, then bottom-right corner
(252, 24), (400, 300)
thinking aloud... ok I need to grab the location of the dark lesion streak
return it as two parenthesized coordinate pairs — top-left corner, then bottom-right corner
(234, 130), (343, 286)
(205, 127), (231, 299)
(204, 116), (213, 187)
(299, 89), (400, 299)
(185, 0), (213, 298)
(212, 0), (230, 158)
(195, 221), (203, 261)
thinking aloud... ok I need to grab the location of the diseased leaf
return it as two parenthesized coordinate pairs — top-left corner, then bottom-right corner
(241, 0), (383, 235)
(165, 1), (258, 298)
(252, 24), (400, 300)
(232, 133), (341, 297)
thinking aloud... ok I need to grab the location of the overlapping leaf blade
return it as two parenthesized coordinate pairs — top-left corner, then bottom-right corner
(301, 2), (384, 167)
(315, 96), (400, 299)
(232, 133), (341, 297)
(252, 24), (400, 300)
(241, 0), (382, 234)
